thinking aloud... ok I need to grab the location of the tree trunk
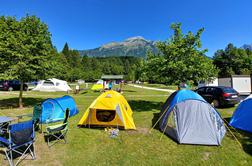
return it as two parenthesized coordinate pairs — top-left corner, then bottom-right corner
(19, 80), (24, 109)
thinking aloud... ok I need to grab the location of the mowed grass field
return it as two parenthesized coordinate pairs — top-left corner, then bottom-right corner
(0, 85), (252, 166)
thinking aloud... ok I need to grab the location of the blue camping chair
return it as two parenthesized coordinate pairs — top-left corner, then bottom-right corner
(0, 120), (36, 166)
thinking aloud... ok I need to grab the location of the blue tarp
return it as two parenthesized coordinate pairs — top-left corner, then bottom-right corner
(40, 95), (79, 123)
(230, 98), (252, 133)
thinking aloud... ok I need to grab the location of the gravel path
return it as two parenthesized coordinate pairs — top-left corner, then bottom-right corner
(128, 84), (176, 93)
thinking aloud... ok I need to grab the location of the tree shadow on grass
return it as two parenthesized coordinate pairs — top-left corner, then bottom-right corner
(128, 100), (163, 112)
(0, 97), (44, 109)
(224, 117), (252, 156)
(80, 91), (88, 94)
(152, 112), (160, 130)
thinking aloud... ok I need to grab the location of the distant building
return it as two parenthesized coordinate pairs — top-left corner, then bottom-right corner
(101, 75), (124, 84)
(199, 75), (252, 95)
(218, 75), (251, 95)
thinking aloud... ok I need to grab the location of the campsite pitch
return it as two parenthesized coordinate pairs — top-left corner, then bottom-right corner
(0, 85), (252, 165)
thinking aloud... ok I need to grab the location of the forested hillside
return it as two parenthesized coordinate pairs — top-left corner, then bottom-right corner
(60, 43), (142, 82)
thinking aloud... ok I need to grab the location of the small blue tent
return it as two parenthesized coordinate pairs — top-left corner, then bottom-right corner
(230, 97), (252, 133)
(39, 96), (79, 123)
(159, 89), (226, 145)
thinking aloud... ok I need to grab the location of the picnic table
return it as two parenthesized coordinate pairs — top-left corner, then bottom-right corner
(0, 116), (17, 136)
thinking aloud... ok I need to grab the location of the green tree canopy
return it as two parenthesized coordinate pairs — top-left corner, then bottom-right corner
(141, 23), (218, 85)
(213, 43), (252, 77)
(0, 15), (55, 108)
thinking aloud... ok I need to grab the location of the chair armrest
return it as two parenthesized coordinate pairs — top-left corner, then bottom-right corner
(0, 136), (10, 146)
(45, 118), (64, 124)
(46, 123), (66, 129)
(45, 123), (68, 133)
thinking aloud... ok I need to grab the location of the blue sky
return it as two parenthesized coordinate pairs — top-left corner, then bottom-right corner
(0, 0), (251, 56)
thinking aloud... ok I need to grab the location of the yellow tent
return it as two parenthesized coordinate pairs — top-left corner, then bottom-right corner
(91, 84), (103, 91)
(78, 90), (136, 129)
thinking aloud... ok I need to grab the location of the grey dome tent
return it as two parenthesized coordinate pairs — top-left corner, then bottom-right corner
(159, 90), (226, 145)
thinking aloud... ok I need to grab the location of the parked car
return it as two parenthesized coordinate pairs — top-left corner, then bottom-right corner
(0, 80), (28, 91)
(195, 86), (240, 107)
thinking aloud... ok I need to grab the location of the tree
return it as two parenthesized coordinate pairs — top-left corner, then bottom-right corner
(0, 15), (55, 108)
(213, 43), (252, 77)
(62, 42), (69, 56)
(142, 23), (218, 85)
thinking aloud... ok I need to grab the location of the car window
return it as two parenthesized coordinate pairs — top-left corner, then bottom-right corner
(214, 88), (222, 94)
(206, 87), (213, 93)
(196, 88), (205, 94)
(222, 87), (237, 93)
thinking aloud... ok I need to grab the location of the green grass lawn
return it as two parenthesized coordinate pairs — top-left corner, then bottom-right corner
(0, 85), (252, 166)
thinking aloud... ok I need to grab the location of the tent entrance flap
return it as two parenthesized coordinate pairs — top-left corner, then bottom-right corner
(164, 109), (178, 140)
(85, 108), (124, 127)
(96, 110), (116, 122)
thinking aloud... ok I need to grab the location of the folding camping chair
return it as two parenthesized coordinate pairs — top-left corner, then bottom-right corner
(0, 120), (36, 166)
(44, 108), (70, 147)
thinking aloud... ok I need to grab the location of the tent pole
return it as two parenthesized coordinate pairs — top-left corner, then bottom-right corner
(149, 106), (169, 133)
(160, 118), (170, 140)
(222, 118), (242, 148)
(116, 115), (118, 129)
(88, 110), (91, 128)
(117, 114), (119, 129)
(40, 112), (43, 133)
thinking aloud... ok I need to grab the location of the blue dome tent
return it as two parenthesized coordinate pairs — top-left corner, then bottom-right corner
(36, 96), (79, 124)
(230, 97), (252, 133)
(159, 89), (226, 145)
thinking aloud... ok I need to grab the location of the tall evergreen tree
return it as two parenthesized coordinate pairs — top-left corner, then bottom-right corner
(62, 42), (69, 55)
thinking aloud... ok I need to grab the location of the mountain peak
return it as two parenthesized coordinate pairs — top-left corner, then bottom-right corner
(79, 36), (157, 58)
(242, 44), (252, 51)
(125, 36), (146, 41)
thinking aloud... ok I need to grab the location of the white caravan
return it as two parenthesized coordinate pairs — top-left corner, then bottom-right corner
(218, 75), (251, 94)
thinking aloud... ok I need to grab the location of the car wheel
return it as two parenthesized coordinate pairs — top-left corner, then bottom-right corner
(229, 104), (235, 107)
(8, 87), (13, 91)
(211, 99), (220, 108)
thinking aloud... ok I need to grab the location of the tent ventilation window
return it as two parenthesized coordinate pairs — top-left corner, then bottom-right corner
(43, 81), (54, 86)
(96, 110), (116, 122)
